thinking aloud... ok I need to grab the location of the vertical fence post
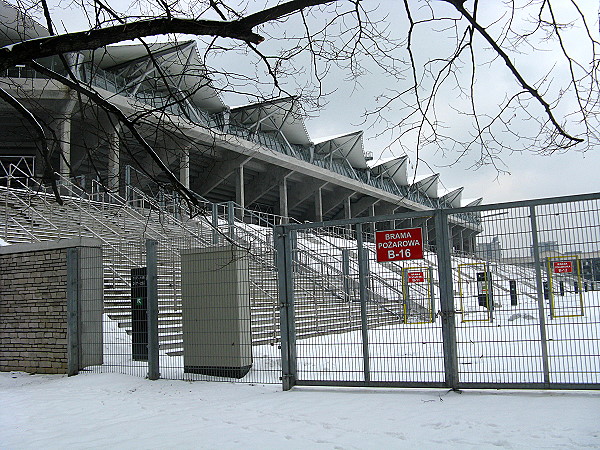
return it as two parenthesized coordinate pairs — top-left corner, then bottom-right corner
(125, 165), (131, 203)
(212, 203), (219, 245)
(428, 266), (436, 323)
(146, 239), (160, 381)
(402, 269), (409, 323)
(434, 210), (459, 389)
(529, 206), (551, 386)
(544, 258), (555, 319)
(66, 247), (79, 376)
(342, 248), (350, 302)
(356, 223), (371, 383)
(275, 225), (297, 390)
(227, 201), (235, 241)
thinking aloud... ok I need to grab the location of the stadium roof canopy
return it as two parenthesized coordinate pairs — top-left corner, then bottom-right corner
(369, 156), (409, 186)
(313, 131), (368, 170)
(91, 41), (227, 113)
(439, 187), (464, 208)
(230, 97), (312, 146)
(413, 173), (440, 199)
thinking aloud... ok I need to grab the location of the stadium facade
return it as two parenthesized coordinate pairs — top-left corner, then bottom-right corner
(0, 1), (481, 251)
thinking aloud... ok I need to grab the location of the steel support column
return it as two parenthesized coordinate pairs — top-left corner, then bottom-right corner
(530, 206), (551, 386)
(66, 247), (79, 376)
(146, 239), (159, 380)
(275, 225), (297, 390)
(435, 211), (459, 389)
(356, 223), (371, 383)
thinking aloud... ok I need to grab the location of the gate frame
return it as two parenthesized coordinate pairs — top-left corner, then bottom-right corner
(275, 192), (600, 391)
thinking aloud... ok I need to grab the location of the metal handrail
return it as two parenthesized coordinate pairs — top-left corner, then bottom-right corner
(294, 246), (408, 321)
(4, 215), (41, 242)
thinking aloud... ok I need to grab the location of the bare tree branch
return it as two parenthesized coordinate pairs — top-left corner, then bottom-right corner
(27, 60), (199, 206)
(0, 85), (62, 203)
(441, 0), (584, 146)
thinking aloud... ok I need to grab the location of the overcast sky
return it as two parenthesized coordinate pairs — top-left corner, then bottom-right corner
(38, 0), (600, 205)
(295, 0), (600, 205)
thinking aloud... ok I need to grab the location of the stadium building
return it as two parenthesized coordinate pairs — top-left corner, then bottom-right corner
(0, 0), (481, 251)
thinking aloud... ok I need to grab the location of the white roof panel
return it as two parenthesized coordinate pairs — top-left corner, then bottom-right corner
(413, 173), (440, 198)
(230, 97), (312, 146)
(370, 155), (409, 186)
(0, 1), (50, 46)
(440, 187), (464, 207)
(313, 131), (368, 169)
(90, 41), (226, 113)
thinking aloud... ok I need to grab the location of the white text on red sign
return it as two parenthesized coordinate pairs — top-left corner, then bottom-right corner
(375, 227), (424, 262)
(407, 271), (425, 283)
(553, 261), (573, 273)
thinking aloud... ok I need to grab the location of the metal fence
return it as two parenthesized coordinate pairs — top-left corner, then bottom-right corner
(73, 192), (599, 390)
(275, 193), (600, 390)
(83, 232), (284, 384)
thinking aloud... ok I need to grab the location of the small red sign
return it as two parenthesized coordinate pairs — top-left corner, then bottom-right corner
(375, 227), (424, 262)
(553, 261), (573, 273)
(407, 271), (425, 283)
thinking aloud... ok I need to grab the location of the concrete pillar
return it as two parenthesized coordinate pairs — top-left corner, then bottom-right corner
(107, 125), (120, 192)
(235, 165), (245, 220)
(370, 203), (377, 237)
(344, 196), (352, 220)
(314, 187), (323, 222)
(369, 203), (376, 217)
(343, 196), (352, 235)
(58, 99), (77, 179)
(58, 118), (72, 178)
(392, 207), (401, 230)
(180, 148), (190, 190)
(279, 178), (288, 224)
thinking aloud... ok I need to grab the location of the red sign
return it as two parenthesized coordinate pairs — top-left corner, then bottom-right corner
(553, 261), (573, 273)
(407, 271), (425, 283)
(375, 227), (424, 262)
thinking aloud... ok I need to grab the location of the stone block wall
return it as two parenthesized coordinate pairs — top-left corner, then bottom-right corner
(0, 239), (103, 375)
(0, 248), (69, 373)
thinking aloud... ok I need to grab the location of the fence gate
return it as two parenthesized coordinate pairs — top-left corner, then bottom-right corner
(275, 193), (600, 390)
(275, 211), (449, 389)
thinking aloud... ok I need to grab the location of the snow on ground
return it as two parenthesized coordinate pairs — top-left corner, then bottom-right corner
(1, 371), (599, 449)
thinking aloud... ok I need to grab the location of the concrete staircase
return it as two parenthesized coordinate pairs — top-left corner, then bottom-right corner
(1, 179), (412, 355)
